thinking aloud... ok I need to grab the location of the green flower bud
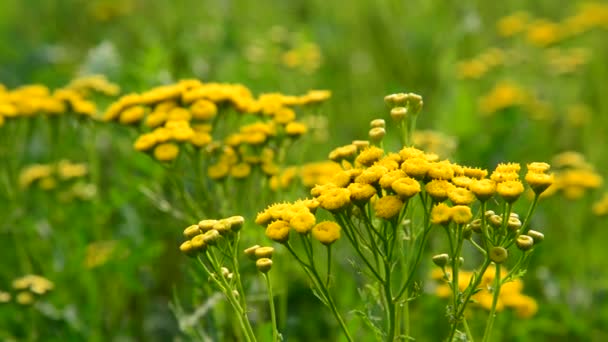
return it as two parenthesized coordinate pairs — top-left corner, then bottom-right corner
(370, 119), (386, 128)
(470, 219), (482, 233)
(198, 219), (218, 232)
(390, 107), (408, 122)
(244, 245), (261, 260)
(463, 224), (473, 239)
(489, 214), (503, 228)
(190, 234), (207, 252)
(226, 215), (245, 231)
(254, 246), (275, 259)
(516, 235), (534, 251)
(507, 217), (522, 232)
(489, 246), (508, 264)
(527, 230), (544, 244)
(432, 253), (449, 268)
(407, 93), (423, 114)
(369, 127), (386, 142)
(202, 229), (221, 245)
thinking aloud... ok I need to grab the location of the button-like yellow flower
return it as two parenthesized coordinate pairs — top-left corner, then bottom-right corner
(497, 180), (525, 203)
(266, 220), (291, 243)
(431, 203), (452, 225)
(153, 143), (180, 162)
(391, 177), (421, 200)
(312, 221), (341, 245)
(374, 195), (403, 220)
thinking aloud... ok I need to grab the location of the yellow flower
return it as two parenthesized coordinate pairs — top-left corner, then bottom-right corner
(190, 131), (212, 148)
(401, 157), (430, 180)
(208, 162), (230, 180)
(134, 133), (157, 152)
(391, 177), (421, 200)
(448, 187), (475, 205)
(431, 203), (452, 225)
(355, 146), (384, 167)
(526, 19), (562, 47)
(497, 11), (530, 37)
(318, 187), (351, 212)
(273, 107), (296, 124)
(525, 172), (554, 195)
(428, 161), (455, 180)
(355, 165), (388, 184)
(266, 220), (291, 243)
(374, 195), (403, 220)
(331, 170), (353, 188)
(425, 180), (452, 202)
(285, 121), (308, 136)
(379, 170), (406, 189)
(496, 180), (525, 203)
(290, 211), (316, 234)
(329, 144), (358, 161)
(256, 258), (273, 273)
(190, 99), (217, 120)
(12, 275), (54, 295)
(145, 111), (168, 128)
(347, 182), (377, 205)
(231, 163), (252, 179)
(153, 143), (180, 162)
(118, 105), (146, 125)
(463, 167), (488, 179)
(167, 107), (192, 122)
(451, 176), (474, 189)
(469, 179), (496, 202)
(312, 221), (341, 245)
(16, 292), (35, 306)
(451, 205), (473, 224)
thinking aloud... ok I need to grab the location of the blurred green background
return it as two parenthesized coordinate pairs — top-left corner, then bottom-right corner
(2, 0), (608, 340)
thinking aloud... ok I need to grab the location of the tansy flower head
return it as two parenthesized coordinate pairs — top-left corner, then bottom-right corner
(153, 143), (180, 162)
(431, 203), (452, 225)
(470, 179), (496, 202)
(401, 157), (430, 180)
(451, 205), (473, 224)
(183, 225), (202, 239)
(497, 180), (525, 203)
(355, 165), (388, 185)
(289, 211), (316, 234)
(311, 221), (341, 245)
(329, 144), (358, 161)
(374, 195), (404, 220)
(317, 187), (351, 212)
(428, 160), (455, 180)
(355, 146), (384, 167)
(379, 169), (406, 189)
(254, 246), (275, 259)
(451, 176), (474, 189)
(425, 180), (452, 202)
(463, 167), (488, 179)
(391, 177), (421, 200)
(256, 258), (273, 273)
(398, 146), (425, 160)
(265, 220), (290, 243)
(347, 182), (377, 205)
(448, 187), (475, 205)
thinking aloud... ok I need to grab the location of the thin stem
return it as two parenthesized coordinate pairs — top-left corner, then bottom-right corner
(482, 264), (502, 342)
(263, 273), (280, 342)
(326, 245), (332, 288)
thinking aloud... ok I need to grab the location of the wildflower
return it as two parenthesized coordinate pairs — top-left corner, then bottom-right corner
(497, 180), (525, 203)
(317, 187), (351, 212)
(202, 230), (221, 245)
(374, 195), (404, 220)
(470, 179), (496, 202)
(12, 275), (54, 295)
(191, 235), (207, 252)
(428, 161), (455, 180)
(513, 295), (538, 318)
(448, 187), (475, 205)
(256, 258), (273, 273)
(311, 221), (341, 245)
(179, 240), (197, 257)
(16, 292), (35, 306)
(425, 180), (452, 202)
(525, 171), (554, 195)
(401, 157), (430, 180)
(527, 230), (544, 243)
(390, 106), (407, 122)
(431, 203), (452, 225)
(231, 163), (252, 179)
(384, 93), (409, 107)
(208, 162), (230, 180)
(489, 247), (508, 264)
(463, 167), (488, 179)
(497, 12), (530, 37)
(244, 245), (261, 260)
(266, 220), (291, 243)
(355, 146), (384, 167)
(255, 246), (275, 259)
(355, 165), (388, 185)
(507, 216), (522, 231)
(331, 170), (353, 188)
(118, 105), (146, 125)
(183, 225), (202, 239)
(347, 183), (377, 205)
(451, 206), (473, 224)
(391, 177), (421, 200)
(290, 211), (316, 234)
(198, 219), (219, 232)
(329, 144), (358, 161)
(516, 235), (534, 251)
(0, 291), (10, 303)
(153, 143), (180, 162)
(190, 99), (217, 120)
(190, 131), (212, 148)
(285, 121), (308, 136)
(226, 216), (245, 231)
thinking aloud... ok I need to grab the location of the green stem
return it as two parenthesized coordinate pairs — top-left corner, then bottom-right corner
(263, 273), (280, 342)
(482, 264), (502, 342)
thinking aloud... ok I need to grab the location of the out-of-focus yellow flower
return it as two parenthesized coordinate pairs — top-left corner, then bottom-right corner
(12, 275), (54, 295)
(85, 240), (120, 268)
(478, 81), (527, 115)
(526, 19), (563, 47)
(497, 11), (530, 37)
(153, 143), (180, 162)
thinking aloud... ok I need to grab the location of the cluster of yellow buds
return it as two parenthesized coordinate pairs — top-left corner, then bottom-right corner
(17, 160), (96, 201)
(1, 275), (55, 306)
(456, 48), (506, 80)
(179, 216), (245, 257)
(244, 245), (275, 273)
(0, 78), (117, 125)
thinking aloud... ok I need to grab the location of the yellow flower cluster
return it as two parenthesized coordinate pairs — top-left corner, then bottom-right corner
(256, 199), (320, 242)
(8, 275), (54, 306)
(432, 266), (538, 318)
(179, 215), (245, 257)
(65, 74), (121, 96)
(108, 80), (327, 167)
(497, 3), (608, 46)
(540, 151), (603, 199)
(456, 48), (506, 80)
(478, 81), (527, 115)
(244, 245), (276, 273)
(19, 160), (89, 188)
(0, 80), (110, 124)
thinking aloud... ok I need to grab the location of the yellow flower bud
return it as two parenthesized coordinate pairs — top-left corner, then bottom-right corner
(507, 216), (522, 231)
(369, 127), (386, 142)
(183, 225), (202, 239)
(256, 258), (273, 273)
(391, 177), (421, 200)
(191, 234), (207, 252)
(225, 215), (245, 231)
(470, 179), (496, 202)
(370, 119), (386, 128)
(266, 220), (290, 243)
(516, 235), (534, 251)
(198, 219), (219, 232)
(390, 106), (407, 122)
(432, 253), (449, 268)
(202, 230), (221, 245)
(470, 219), (482, 233)
(255, 246), (275, 259)
(527, 230), (544, 243)
(244, 245), (261, 260)
(179, 240), (197, 257)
